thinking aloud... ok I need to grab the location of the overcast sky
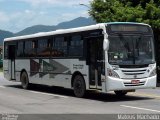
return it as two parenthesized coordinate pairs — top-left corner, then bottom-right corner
(0, 0), (91, 33)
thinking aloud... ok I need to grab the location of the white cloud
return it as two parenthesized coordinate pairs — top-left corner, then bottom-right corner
(60, 10), (88, 20)
(0, 9), (90, 32)
(0, 0), (92, 32)
(39, 11), (47, 15)
(0, 10), (37, 32)
(0, 12), (9, 23)
(18, 0), (92, 7)
(25, 10), (31, 14)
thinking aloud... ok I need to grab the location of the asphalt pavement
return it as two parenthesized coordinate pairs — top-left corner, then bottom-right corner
(0, 72), (160, 119)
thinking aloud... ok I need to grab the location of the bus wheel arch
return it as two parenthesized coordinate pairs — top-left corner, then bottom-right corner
(71, 71), (84, 87)
(20, 69), (29, 89)
(71, 71), (86, 97)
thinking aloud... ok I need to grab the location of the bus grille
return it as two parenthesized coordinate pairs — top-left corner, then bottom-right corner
(122, 69), (147, 76)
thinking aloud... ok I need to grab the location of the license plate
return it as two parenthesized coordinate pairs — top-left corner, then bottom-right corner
(131, 80), (140, 84)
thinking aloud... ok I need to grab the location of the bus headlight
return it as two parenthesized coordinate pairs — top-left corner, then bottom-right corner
(107, 68), (120, 78)
(149, 68), (156, 77)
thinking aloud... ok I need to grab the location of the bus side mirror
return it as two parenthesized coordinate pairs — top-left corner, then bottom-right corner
(103, 39), (109, 51)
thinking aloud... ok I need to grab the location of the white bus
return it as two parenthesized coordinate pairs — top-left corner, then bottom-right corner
(3, 22), (156, 97)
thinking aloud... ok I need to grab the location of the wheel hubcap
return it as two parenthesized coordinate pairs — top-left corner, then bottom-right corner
(22, 75), (27, 86)
(75, 80), (83, 94)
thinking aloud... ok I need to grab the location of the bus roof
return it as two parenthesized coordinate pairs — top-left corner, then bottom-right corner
(4, 24), (105, 42)
(4, 22), (150, 42)
(107, 22), (150, 26)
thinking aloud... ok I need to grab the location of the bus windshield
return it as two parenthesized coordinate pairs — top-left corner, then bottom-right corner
(108, 35), (155, 65)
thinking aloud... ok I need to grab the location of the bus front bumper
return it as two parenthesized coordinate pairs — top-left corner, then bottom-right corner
(106, 75), (157, 92)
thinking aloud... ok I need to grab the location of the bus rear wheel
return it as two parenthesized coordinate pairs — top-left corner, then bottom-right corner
(73, 75), (86, 98)
(114, 90), (128, 96)
(21, 71), (29, 89)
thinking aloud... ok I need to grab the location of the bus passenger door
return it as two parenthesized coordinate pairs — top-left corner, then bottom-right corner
(8, 45), (16, 80)
(88, 37), (103, 89)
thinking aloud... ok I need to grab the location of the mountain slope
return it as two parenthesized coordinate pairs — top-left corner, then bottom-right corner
(56, 17), (95, 29)
(0, 30), (14, 45)
(0, 17), (96, 45)
(15, 25), (55, 36)
(15, 17), (96, 36)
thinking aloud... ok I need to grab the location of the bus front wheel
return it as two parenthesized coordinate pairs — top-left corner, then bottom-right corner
(21, 71), (29, 89)
(114, 90), (128, 96)
(73, 75), (86, 98)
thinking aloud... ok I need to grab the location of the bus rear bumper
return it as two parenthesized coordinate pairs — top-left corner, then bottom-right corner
(106, 75), (157, 92)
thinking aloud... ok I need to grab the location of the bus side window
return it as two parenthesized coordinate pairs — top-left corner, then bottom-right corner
(68, 35), (83, 57)
(37, 39), (50, 57)
(51, 36), (67, 57)
(4, 43), (8, 59)
(17, 41), (24, 57)
(24, 40), (37, 57)
(24, 41), (31, 57)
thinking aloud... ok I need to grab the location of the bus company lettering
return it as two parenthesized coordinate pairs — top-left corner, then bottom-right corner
(73, 64), (84, 69)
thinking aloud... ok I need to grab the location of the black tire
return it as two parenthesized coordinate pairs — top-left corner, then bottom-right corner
(114, 90), (127, 96)
(73, 75), (86, 98)
(21, 71), (29, 89)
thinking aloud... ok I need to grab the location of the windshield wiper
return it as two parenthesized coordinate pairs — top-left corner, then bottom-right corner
(135, 34), (143, 56)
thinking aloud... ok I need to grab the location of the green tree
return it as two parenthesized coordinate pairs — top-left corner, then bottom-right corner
(89, 0), (160, 29)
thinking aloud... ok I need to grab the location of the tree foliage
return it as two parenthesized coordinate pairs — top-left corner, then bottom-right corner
(89, 0), (160, 29)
